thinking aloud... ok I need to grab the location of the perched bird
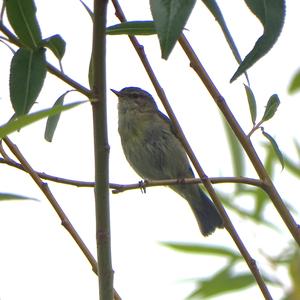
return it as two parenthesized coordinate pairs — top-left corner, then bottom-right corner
(111, 87), (224, 236)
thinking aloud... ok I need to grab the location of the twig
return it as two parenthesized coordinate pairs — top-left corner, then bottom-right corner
(3, 137), (98, 272)
(0, 22), (92, 98)
(0, 156), (264, 190)
(111, 2), (273, 299)
(111, 176), (264, 193)
(0, 157), (95, 187)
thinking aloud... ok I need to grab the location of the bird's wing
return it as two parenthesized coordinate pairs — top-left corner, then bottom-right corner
(157, 110), (180, 138)
(157, 110), (195, 177)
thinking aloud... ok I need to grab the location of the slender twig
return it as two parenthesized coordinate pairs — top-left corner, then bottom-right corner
(0, 156), (264, 190)
(111, 2), (273, 299)
(91, 0), (113, 299)
(2, 137), (98, 272)
(110, 177), (264, 193)
(178, 34), (300, 244)
(0, 22), (92, 97)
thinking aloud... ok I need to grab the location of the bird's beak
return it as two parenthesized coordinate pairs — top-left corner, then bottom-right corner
(110, 89), (121, 97)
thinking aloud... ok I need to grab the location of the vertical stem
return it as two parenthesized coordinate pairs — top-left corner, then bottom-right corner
(92, 1), (113, 299)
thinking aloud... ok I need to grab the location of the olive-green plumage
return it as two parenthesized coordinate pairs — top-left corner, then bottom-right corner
(112, 87), (224, 236)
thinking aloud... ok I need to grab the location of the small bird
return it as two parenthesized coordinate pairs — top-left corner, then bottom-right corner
(111, 87), (224, 236)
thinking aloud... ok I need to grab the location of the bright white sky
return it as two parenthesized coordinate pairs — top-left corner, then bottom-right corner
(0, 1), (300, 300)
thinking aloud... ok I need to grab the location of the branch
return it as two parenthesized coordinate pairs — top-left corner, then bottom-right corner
(178, 34), (300, 244)
(110, 2), (273, 299)
(2, 138), (98, 271)
(0, 156), (264, 191)
(0, 21), (91, 98)
(91, 0), (113, 300)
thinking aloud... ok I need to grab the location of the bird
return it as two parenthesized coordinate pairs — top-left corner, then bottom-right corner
(111, 86), (224, 236)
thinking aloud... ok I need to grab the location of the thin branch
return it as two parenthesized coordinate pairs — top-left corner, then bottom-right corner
(0, 157), (95, 187)
(111, 2), (273, 299)
(2, 138), (123, 299)
(2, 137), (98, 272)
(111, 177), (264, 193)
(0, 156), (264, 190)
(178, 34), (300, 244)
(0, 22), (92, 98)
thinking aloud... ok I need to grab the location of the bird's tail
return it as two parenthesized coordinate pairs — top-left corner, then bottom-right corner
(188, 189), (224, 236)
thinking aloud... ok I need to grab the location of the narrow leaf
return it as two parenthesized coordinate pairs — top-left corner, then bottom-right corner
(261, 129), (284, 170)
(161, 242), (241, 259)
(288, 70), (300, 94)
(150, 0), (196, 59)
(261, 94), (280, 122)
(9, 47), (47, 116)
(202, 0), (249, 84)
(42, 34), (66, 60)
(0, 101), (84, 139)
(189, 269), (255, 299)
(106, 21), (157, 35)
(221, 192), (277, 229)
(244, 84), (257, 124)
(79, 0), (94, 21)
(0, 192), (37, 201)
(5, 0), (42, 48)
(44, 91), (72, 142)
(231, 0), (285, 82)
(284, 156), (300, 178)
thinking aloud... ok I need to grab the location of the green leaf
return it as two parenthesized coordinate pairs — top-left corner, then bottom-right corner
(5, 0), (42, 48)
(79, 0), (94, 21)
(288, 249), (300, 299)
(0, 101), (84, 139)
(221, 192), (277, 229)
(0, 192), (37, 201)
(150, 0), (196, 59)
(231, 0), (285, 82)
(284, 156), (300, 178)
(9, 47), (47, 116)
(288, 70), (300, 94)
(261, 94), (280, 122)
(161, 242), (242, 260)
(202, 0), (249, 84)
(244, 84), (257, 124)
(261, 129), (284, 170)
(189, 268), (254, 299)
(42, 34), (66, 60)
(44, 91), (72, 142)
(284, 141), (300, 177)
(106, 21), (157, 35)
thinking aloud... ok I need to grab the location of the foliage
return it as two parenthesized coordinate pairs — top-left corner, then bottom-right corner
(0, 0), (299, 300)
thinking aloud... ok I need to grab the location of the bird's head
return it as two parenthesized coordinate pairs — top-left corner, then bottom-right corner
(111, 87), (158, 113)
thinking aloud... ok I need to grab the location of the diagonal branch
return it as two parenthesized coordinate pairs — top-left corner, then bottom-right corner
(2, 138), (121, 300)
(110, 1), (274, 299)
(3, 137), (98, 272)
(0, 22), (91, 97)
(178, 34), (300, 245)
